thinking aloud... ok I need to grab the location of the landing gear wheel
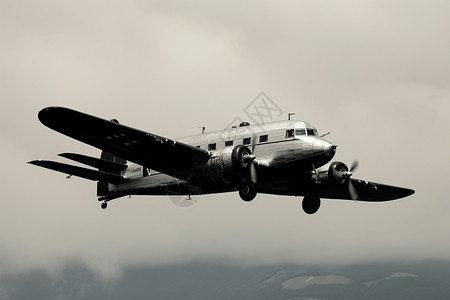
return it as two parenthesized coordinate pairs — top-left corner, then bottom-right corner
(101, 201), (108, 209)
(239, 183), (257, 202)
(302, 195), (320, 214)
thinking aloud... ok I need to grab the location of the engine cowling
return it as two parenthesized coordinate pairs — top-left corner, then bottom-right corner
(207, 145), (252, 183)
(315, 161), (350, 184)
(328, 161), (350, 183)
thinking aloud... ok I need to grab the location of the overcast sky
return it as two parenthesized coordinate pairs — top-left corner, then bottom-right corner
(1, 0), (450, 277)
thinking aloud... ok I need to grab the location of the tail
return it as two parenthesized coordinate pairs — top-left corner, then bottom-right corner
(97, 151), (127, 197)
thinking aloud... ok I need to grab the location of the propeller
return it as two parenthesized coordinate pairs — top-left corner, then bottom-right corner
(349, 159), (359, 173)
(249, 135), (258, 184)
(348, 180), (358, 200)
(347, 160), (359, 200)
(241, 135), (271, 184)
(331, 160), (359, 200)
(243, 135), (258, 184)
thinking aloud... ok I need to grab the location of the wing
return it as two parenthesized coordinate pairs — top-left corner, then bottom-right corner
(259, 178), (414, 202)
(316, 178), (415, 201)
(38, 107), (210, 179)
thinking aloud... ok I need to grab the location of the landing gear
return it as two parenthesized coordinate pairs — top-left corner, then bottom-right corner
(101, 201), (108, 209)
(239, 183), (257, 202)
(302, 195), (320, 214)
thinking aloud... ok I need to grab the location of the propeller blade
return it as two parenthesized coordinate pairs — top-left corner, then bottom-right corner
(349, 160), (359, 172)
(250, 163), (257, 184)
(348, 180), (358, 200)
(251, 134), (256, 153)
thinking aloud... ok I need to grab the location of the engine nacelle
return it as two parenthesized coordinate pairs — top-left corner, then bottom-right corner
(315, 161), (349, 184)
(207, 145), (252, 183)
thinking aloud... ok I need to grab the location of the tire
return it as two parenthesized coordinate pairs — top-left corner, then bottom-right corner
(239, 183), (257, 202)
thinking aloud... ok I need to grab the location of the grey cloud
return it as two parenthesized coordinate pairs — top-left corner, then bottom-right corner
(1, 260), (450, 300)
(0, 0), (449, 275)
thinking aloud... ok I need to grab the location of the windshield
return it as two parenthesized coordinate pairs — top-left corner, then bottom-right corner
(295, 128), (318, 136)
(295, 129), (306, 136)
(307, 128), (318, 136)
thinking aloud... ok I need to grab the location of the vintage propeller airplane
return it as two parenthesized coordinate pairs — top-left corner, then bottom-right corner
(29, 107), (414, 214)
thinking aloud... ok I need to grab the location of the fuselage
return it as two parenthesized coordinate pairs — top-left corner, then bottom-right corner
(179, 120), (336, 168)
(112, 120), (337, 196)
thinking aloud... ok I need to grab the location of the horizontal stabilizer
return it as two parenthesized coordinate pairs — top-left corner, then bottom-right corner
(28, 160), (126, 184)
(59, 153), (127, 173)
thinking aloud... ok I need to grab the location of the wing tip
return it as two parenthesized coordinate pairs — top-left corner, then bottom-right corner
(387, 186), (415, 200)
(404, 188), (415, 197)
(38, 106), (64, 125)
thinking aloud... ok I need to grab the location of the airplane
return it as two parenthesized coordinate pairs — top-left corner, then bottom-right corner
(29, 107), (414, 214)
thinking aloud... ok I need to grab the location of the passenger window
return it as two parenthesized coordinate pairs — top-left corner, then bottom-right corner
(286, 129), (294, 138)
(259, 135), (268, 143)
(225, 140), (233, 147)
(208, 143), (216, 150)
(295, 129), (306, 136)
(243, 137), (251, 145)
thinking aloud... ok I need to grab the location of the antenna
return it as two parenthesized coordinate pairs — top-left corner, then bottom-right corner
(288, 112), (295, 120)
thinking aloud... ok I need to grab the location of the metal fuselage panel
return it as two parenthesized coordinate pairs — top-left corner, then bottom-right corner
(109, 120), (336, 197)
(178, 120), (336, 177)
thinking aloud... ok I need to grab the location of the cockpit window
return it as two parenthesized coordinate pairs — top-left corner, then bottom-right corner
(286, 129), (294, 138)
(295, 129), (306, 136)
(307, 128), (318, 136)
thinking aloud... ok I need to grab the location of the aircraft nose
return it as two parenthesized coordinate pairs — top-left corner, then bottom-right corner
(324, 143), (337, 157)
(313, 140), (337, 157)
